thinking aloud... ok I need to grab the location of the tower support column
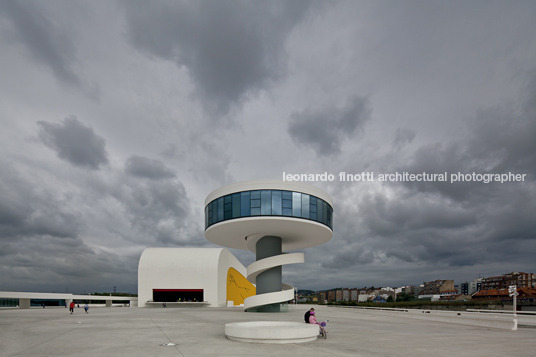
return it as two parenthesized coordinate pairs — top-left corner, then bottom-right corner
(254, 236), (282, 312)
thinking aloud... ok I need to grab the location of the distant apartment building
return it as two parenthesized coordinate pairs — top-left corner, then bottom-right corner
(336, 289), (343, 302)
(327, 290), (335, 302)
(460, 279), (482, 295)
(402, 285), (418, 297)
(481, 272), (533, 290)
(422, 280), (455, 295)
(319, 292), (326, 303)
(342, 288), (350, 302)
(469, 277), (483, 295)
(460, 282), (469, 295)
(350, 288), (358, 301)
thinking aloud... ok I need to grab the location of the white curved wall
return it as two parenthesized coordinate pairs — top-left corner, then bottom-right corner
(217, 249), (248, 305)
(205, 216), (333, 251)
(137, 248), (246, 307)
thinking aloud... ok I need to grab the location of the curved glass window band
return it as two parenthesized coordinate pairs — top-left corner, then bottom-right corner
(205, 190), (333, 230)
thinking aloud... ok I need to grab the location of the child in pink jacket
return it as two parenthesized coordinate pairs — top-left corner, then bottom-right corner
(308, 310), (319, 325)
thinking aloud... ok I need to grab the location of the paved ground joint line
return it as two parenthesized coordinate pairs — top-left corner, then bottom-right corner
(7, 320), (81, 357)
(144, 311), (185, 357)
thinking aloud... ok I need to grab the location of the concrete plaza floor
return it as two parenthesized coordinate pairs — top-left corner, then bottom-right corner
(1, 305), (534, 357)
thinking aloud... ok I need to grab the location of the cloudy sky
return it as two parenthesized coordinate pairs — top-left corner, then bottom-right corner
(1, 0), (535, 294)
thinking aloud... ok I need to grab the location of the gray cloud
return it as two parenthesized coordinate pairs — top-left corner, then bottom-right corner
(392, 128), (416, 150)
(322, 187), (479, 271)
(0, 156), (197, 292)
(0, 235), (138, 293)
(125, 156), (176, 180)
(322, 77), (536, 275)
(288, 97), (371, 156)
(398, 76), (536, 203)
(353, 180), (535, 271)
(0, 161), (82, 240)
(322, 242), (374, 269)
(0, 1), (80, 87)
(466, 106), (536, 175)
(314, 75), (536, 283)
(110, 175), (195, 246)
(38, 116), (108, 170)
(123, 0), (312, 114)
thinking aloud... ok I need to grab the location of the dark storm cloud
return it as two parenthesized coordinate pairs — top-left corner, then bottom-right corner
(0, 161), (82, 240)
(359, 191), (476, 236)
(125, 155), (176, 180)
(288, 96), (371, 156)
(466, 106), (536, 175)
(37, 116), (108, 170)
(0, 1), (81, 87)
(359, 182), (534, 271)
(123, 0), (312, 114)
(110, 174), (196, 246)
(322, 77), (536, 275)
(0, 235), (138, 293)
(400, 75), (536, 202)
(322, 188), (478, 271)
(329, 184), (535, 275)
(322, 243), (374, 269)
(0, 155), (196, 291)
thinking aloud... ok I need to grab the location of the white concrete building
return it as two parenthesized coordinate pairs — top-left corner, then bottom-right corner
(137, 247), (250, 308)
(358, 294), (372, 302)
(0, 291), (137, 309)
(469, 277), (483, 295)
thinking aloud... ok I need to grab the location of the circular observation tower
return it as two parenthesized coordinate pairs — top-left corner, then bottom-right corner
(204, 180), (333, 312)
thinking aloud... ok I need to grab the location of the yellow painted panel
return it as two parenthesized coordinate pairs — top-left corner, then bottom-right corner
(227, 267), (255, 306)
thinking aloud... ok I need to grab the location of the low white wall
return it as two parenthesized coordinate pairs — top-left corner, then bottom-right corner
(333, 306), (523, 330)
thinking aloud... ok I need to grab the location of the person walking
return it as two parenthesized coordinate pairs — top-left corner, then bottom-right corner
(84, 303), (89, 314)
(69, 301), (75, 314)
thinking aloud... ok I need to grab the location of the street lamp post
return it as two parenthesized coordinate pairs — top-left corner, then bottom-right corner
(508, 285), (519, 331)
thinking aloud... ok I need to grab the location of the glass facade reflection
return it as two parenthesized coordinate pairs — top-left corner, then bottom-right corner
(205, 190), (333, 230)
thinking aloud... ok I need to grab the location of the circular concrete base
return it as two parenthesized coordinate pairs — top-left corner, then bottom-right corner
(225, 321), (318, 344)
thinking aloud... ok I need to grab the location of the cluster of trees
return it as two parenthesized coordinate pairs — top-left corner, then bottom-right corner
(395, 292), (414, 302)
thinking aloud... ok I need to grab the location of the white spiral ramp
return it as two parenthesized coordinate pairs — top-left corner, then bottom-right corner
(244, 253), (304, 311)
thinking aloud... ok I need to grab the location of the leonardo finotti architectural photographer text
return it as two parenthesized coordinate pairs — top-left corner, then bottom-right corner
(282, 171), (527, 184)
